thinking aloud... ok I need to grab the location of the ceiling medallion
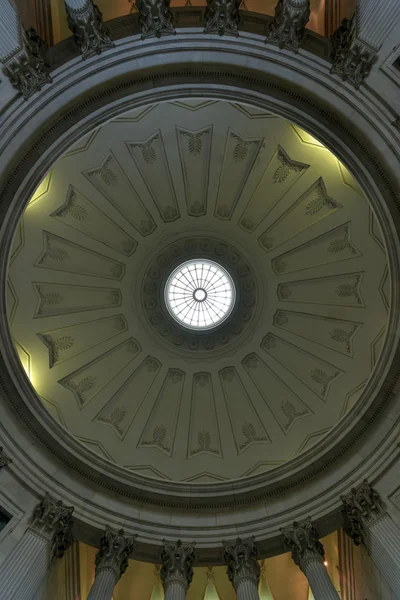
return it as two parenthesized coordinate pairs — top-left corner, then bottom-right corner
(142, 237), (257, 352)
(164, 259), (236, 331)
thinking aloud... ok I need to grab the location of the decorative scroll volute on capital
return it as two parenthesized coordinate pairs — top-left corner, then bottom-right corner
(204, 0), (241, 37)
(160, 539), (196, 591)
(265, 0), (310, 53)
(223, 536), (260, 589)
(31, 493), (74, 559)
(341, 479), (382, 545)
(0, 447), (11, 468)
(65, 0), (114, 59)
(136, 0), (176, 39)
(330, 15), (375, 89)
(281, 517), (324, 571)
(95, 526), (136, 579)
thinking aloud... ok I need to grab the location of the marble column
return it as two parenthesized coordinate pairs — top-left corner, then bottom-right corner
(0, 493), (74, 600)
(282, 518), (340, 600)
(0, 0), (51, 99)
(223, 537), (260, 600)
(160, 539), (196, 600)
(87, 526), (136, 600)
(64, 0), (114, 58)
(342, 479), (400, 597)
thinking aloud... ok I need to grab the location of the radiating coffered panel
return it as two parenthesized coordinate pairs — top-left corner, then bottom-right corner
(259, 179), (342, 253)
(261, 333), (344, 401)
(95, 356), (161, 440)
(33, 283), (122, 318)
(273, 310), (362, 357)
(35, 232), (126, 280)
(51, 186), (137, 256)
(176, 126), (213, 217)
(243, 353), (312, 433)
(188, 373), (222, 458)
(219, 367), (271, 454)
(84, 151), (156, 236)
(277, 273), (365, 307)
(239, 146), (309, 233)
(215, 129), (264, 220)
(7, 99), (391, 482)
(138, 369), (185, 456)
(38, 314), (128, 368)
(59, 337), (141, 408)
(271, 223), (360, 275)
(127, 131), (180, 222)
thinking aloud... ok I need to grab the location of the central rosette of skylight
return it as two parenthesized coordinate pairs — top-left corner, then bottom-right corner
(165, 259), (236, 330)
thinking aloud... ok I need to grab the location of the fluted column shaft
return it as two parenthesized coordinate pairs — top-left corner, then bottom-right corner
(163, 579), (187, 600)
(302, 557), (340, 600)
(365, 513), (400, 595)
(87, 567), (119, 600)
(0, 493), (74, 600)
(65, 0), (90, 9)
(342, 479), (400, 598)
(0, 0), (22, 61)
(0, 528), (49, 600)
(235, 577), (260, 600)
(86, 526), (136, 600)
(282, 518), (339, 600)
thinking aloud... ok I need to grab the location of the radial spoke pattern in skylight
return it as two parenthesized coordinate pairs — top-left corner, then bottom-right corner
(165, 259), (235, 330)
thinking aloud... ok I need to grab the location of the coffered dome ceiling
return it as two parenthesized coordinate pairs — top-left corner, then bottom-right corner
(7, 99), (390, 483)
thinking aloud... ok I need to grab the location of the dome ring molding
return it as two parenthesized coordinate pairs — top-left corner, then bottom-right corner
(0, 35), (400, 519)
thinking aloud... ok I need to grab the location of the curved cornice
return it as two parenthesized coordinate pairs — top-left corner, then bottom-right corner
(0, 32), (399, 558)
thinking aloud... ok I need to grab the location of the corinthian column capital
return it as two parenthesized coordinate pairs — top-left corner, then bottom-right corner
(31, 493), (74, 560)
(65, 0), (114, 59)
(223, 536), (260, 589)
(341, 479), (382, 545)
(265, 0), (310, 53)
(160, 539), (196, 592)
(281, 517), (324, 571)
(95, 526), (136, 580)
(330, 15), (375, 89)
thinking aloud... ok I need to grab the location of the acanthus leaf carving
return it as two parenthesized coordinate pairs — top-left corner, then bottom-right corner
(136, 0), (175, 39)
(281, 517), (324, 571)
(266, 0), (310, 53)
(331, 16), (375, 89)
(31, 493), (74, 560)
(95, 525), (136, 579)
(329, 325), (357, 353)
(99, 406), (127, 435)
(204, 0), (241, 37)
(223, 537), (260, 589)
(280, 400), (307, 428)
(341, 480), (383, 546)
(66, 0), (114, 59)
(161, 539), (196, 591)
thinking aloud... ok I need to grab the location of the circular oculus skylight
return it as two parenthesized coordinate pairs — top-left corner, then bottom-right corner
(165, 259), (236, 330)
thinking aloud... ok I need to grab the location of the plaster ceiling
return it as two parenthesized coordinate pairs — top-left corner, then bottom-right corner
(7, 99), (390, 483)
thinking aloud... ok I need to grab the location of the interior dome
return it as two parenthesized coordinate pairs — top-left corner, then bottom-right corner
(7, 98), (390, 483)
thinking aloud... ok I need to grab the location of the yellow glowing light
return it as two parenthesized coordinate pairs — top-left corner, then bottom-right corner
(28, 171), (52, 207)
(324, 561), (328, 566)
(292, 125), (326, 148)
